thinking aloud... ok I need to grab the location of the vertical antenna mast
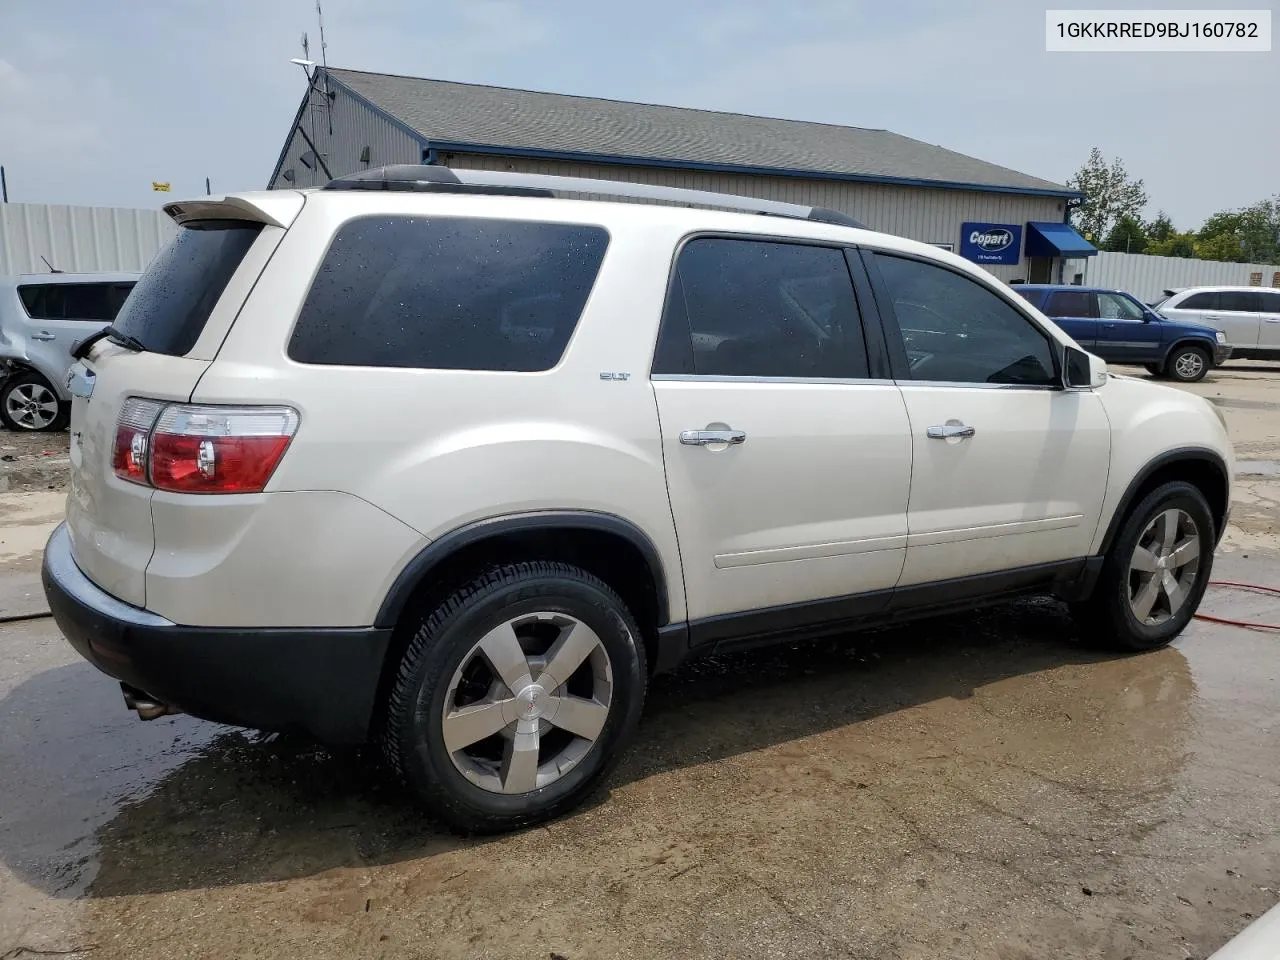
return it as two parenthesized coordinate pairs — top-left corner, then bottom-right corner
(316, 1), (333, 134)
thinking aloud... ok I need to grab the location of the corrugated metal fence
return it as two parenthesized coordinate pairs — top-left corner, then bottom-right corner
(1086, 251), (1280, 302)
(0, 203), (175, 276)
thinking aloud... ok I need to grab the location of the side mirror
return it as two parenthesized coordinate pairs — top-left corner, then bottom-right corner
(1064, 345), (1107, 390)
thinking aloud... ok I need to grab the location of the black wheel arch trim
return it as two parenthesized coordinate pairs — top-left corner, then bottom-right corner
(374, 510), (672, 630)
(1162, 338), (1214, 364)
(1098, 446), (1230, 556)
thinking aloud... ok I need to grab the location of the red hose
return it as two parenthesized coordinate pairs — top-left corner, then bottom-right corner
(1194, 580), (1280, 631)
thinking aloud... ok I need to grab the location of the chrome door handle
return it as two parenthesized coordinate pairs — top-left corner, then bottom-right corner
(31, 332), (56, 341)
(926, 423), (976, 440)
(680, 429), (746, 446)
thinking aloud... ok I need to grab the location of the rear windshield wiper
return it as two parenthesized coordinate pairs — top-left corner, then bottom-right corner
(70, 326), (146, 361)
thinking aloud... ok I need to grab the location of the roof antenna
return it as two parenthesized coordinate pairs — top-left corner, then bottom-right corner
(316, 1), (333, 134)
(39, 255), (62, 274)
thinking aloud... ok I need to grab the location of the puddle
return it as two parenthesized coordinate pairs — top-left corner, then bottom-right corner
(1237, 460), (1280, 477)
(1207, 396), (1280, 412)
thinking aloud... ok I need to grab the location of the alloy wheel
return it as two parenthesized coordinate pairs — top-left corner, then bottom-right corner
(4, 381), (59, 430)
(1128, 508), (1201, 626)
(1174, 351), (1204, 380)
(442, 612), (613, 794)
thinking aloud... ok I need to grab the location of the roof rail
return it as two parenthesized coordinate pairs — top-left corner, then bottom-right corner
(324, 165), (867, 229)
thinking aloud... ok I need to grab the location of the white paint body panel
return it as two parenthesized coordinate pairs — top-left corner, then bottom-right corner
(895, 385), (1111, 584)
(654, 379), (910, 619)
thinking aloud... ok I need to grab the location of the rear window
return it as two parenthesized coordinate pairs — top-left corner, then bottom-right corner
(111, 220), (263, 356)
(1045, 290), (1096, 318)
(1176, 292), (1219, 310)
(289, 216), (609, 371)
(18, 281), (134, 321)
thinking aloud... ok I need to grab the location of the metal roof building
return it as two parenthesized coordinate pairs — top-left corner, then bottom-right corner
(269, 68), (1094, 282)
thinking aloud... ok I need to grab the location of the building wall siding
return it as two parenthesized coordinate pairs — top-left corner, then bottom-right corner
(1085, 251), (1280, 303)
(443, 153), (1065, 282)
(0, 203), (175, 275)
(269, 82), (421, 190)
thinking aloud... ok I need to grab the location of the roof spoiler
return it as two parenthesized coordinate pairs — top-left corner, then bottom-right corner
(325, 165), (867, 229)
(163, 193), (306, 229)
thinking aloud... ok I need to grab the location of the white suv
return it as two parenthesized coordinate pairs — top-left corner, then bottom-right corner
(1155, 285), (1280, 360)
(43, 167), (1233, 832)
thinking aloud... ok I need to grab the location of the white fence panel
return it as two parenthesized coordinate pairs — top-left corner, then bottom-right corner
(1085, 251), (1280, 302)
(0, 203), (175, 276)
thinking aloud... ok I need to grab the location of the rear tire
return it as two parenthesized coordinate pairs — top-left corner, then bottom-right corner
(1071, 481), (1214, 651)
(1165, 345), (1210, 383)
(0, 372), (69, 432)
(381, 561), (647, 833)
(1144, 364), (1163, 378)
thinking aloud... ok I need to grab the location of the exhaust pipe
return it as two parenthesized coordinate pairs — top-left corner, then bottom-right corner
(120, 682), (183, 720)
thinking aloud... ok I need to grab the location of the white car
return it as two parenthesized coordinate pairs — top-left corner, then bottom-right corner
(43, 167), (1233, 832)
(1155, 285), (1280, 361)
(0, 272), (139, 431)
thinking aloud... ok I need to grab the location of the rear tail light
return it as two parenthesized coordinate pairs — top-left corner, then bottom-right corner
(113, 398), (166, 484)
(112, 401), (299, 494)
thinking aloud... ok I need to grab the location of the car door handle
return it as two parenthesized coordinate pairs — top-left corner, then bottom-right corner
(30, 331), (56, 341)
(680, 429), (746, 446)
(1265, 317), (1280, 323)
(926, 423), (976, 440)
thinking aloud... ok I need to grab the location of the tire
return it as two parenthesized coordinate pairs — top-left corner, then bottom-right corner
(1072, 481), (1214, 651)
(381, 561), (647, 833)
(1165, 345), (1210, 383)
(1144, 364), (1163, 377)
(0, 372), (69, 432)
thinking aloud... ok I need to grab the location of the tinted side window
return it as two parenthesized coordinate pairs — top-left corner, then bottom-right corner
(113, 221), (263, 356)
(1045, 290), (1096, 317)
(290, 217), (608, 371)
(1257, 291), (1280, 313)
(660, 238), (867, 379)
(1177, 292), (1219, 310)
(17, 282), (131, 321)
(873, 253), (1056, 386)
(1219, 291), (1259, 312)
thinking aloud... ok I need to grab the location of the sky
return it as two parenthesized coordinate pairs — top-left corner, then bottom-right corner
(1, 0), (1276, 229)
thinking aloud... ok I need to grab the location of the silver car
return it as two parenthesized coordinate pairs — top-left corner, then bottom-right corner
(0, 273), (138, 431)
(1154, 285), (1280, 362)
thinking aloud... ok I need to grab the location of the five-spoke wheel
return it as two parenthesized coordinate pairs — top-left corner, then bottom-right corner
(382, 561), (646, 833)
(1072, 480), (1214, 650)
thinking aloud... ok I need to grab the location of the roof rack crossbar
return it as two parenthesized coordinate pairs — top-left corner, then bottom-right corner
(324, 165), (866, 228)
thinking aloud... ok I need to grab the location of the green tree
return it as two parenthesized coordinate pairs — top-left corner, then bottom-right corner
(1101, 214), (1148, 253)
(1146, 232), (1196, 258)
(1066, 147), (1149, 241)
(1145, 211), (1176, 244)
(1194, 198), (1280, 263)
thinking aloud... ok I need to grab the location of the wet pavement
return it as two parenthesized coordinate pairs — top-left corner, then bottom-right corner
(2, 554), (1279, 960)
(2, 364), (1280, 959)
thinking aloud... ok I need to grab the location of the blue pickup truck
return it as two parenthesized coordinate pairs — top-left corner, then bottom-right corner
(1012, 284), (1230, 383)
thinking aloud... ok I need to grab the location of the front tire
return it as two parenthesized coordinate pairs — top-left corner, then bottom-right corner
(1072, 481), (1214, 651)
(1166, 345), (1210, 383)
(0, 372), (68, 431)
(381, 561), (647, 833)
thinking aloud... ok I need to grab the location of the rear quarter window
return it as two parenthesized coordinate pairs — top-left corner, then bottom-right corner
(288, 216), (610, 372)
(17, 282), (135, 322)
(111, 220), (264, 356)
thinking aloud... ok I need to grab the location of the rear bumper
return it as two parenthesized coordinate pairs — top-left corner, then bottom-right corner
(41, 523), (391, 743)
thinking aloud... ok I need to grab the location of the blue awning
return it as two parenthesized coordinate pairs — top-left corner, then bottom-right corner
(1025, 221), (1097, 258)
